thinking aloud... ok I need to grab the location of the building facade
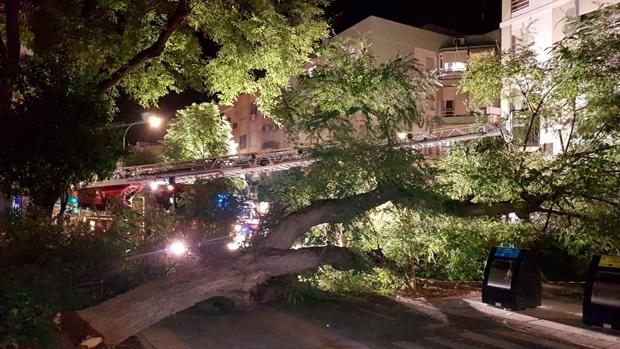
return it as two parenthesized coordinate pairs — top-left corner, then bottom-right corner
(500, 0), (619, 154)
(224, 16), (501, 155)
(219, 94), (291, 154)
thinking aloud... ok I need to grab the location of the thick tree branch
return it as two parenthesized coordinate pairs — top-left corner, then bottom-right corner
(74, 246), (355, 346)
(258, 186), (403, 249)
(444, 194), (547, 218)
(260, 184), (552, 250)
(95, 0), (191, 94)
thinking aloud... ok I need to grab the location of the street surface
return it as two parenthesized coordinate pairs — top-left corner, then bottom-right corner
(138, 292), (620, 349)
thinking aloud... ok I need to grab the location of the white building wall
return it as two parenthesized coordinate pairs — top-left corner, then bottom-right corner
(500, 0), (619, 154)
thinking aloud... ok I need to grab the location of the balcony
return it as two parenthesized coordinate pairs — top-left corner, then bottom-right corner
(439, 61), (466, 79)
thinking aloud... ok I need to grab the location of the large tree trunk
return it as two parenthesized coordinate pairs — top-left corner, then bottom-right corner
(72, 247), (354, 347)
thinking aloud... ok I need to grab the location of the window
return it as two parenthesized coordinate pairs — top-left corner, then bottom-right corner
(250, 131), (258, 147)
(425, 57), (435, 70)
(444, 100), (454, 116)
(239, 135), (247, 149)
(511, 0), (528, 13)
(250, 103), (258, 116)
(232, 123), (238, 130)
(262, 141), (280, 150)
(261, 124), (277, 132)
(444, 61), (466, 72)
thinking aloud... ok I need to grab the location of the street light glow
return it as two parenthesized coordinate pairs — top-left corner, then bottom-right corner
(227, 242), (240, 251)
(147, 115), (163, 128)
(168, 241), (188, 256)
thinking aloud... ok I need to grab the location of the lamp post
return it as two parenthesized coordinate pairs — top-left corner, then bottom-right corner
(122, 115), (163, 151)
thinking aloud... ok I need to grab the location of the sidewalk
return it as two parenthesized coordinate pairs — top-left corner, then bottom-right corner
(394, 284), (619, 349)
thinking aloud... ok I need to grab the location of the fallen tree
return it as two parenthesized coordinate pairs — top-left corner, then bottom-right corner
(8, 6), (620, 348)
(67, 182), (555, 346)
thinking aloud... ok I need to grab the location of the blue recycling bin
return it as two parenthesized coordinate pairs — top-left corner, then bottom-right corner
(482, 247), (541, 310)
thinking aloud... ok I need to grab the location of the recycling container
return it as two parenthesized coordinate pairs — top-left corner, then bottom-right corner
(583, 255), (620, 330)
(482, 247), (541, 310)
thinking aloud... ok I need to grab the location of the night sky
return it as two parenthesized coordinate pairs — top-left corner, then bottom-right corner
(123, 0), (501, 145)
(327, 0), (501, 35)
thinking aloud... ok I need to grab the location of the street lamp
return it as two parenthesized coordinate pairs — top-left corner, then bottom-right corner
(122, 115), (163, 151)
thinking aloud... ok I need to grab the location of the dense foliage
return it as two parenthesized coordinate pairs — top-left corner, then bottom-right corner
(456, 6), (620, 247)
(257, 7), (619, 296)
(0, 174), (244, 347)
(0, 60), (120, 211)
(0, 213), (171, 347)
(162, 102), (234, 161)
(274, 39), (434, 144)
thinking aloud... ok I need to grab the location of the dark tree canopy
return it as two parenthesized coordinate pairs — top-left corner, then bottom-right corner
(0, 0), (329, 209)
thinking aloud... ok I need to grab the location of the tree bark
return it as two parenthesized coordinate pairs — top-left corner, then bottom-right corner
(74, 246), (355, 346)
(258, 186), (402, 249)
(95, 0), (191, 94)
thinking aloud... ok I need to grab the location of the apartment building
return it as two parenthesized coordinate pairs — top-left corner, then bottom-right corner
(219, 94), (291, 154)
(500, 0), (619, 154)
(224, 16), (501, 155)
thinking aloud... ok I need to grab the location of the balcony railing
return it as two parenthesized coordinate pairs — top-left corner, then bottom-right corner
(439, 70), (463, 79)
(439, 62), (466, 79)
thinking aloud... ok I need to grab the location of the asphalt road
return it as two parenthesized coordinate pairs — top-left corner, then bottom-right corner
(138, 293), (619, 349)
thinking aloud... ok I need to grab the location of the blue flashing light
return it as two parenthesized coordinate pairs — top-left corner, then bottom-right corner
(12, 196), (22, 209)
(241, 226), (250, 234)
(216, 193), (232, 209)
